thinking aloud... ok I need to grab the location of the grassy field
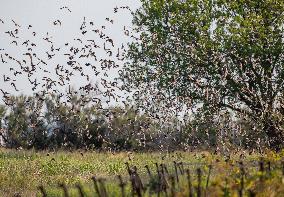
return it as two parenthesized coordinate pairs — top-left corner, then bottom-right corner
(0, 148), (283, 196)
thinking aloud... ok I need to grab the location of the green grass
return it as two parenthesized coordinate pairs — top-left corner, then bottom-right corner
(0, 148), (283, 196)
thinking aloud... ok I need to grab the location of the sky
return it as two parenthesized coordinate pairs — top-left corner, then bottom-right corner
(0, 0), (141, 101)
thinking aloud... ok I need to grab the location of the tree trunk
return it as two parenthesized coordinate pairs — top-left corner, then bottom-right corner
(263, 119), (284, 151)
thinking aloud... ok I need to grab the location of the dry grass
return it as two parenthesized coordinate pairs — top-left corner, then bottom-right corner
(0, 148), (283, 196)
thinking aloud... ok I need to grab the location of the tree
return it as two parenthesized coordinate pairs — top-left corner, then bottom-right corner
(4, 95), (30, 148)
(0, 105), (7, 145)
(2, 95), (48, 149)
(124, 0), (284, 150)
(44, 91), (107, 149)
(106, 105), (154, 150)
(25, 95), (48, 149)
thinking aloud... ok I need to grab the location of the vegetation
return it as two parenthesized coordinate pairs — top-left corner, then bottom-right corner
(124, 0), (284, 150)
(0, 93), (155, 151)
(0, 149), (283, 196)
(1, 0), (283, 152)
(0, 92), (273, 152)
(0, 0), (284, 196)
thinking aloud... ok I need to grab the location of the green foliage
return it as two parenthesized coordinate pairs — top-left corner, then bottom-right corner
(106, 105), (154, 150)
(124, 0), (284, 150)
(44, 93), (107, 149)
(1, 95), (48, 149)
(5, 96), (31, 148)
(0, 149), (283, 196)
(0, 92), (272, 151)
(0, 92), (163, 150)
(0, 105), (6, 133)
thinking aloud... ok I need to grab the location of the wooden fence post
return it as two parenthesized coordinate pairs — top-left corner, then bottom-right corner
(196, 168), (202, 197)
(186, 169), (193, 197)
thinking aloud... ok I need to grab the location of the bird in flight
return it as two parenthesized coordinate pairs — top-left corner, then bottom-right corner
(60, 6), (72, 13)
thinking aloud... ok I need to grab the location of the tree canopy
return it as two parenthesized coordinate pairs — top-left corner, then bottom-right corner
(124, 0), (284, 150)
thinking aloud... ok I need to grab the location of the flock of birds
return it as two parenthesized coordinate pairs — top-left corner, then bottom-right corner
(0, 3), (188, 148)
(1, 2), (270, 154)
(0, 5), (139, 109)
(0, 3), (190, 131)
(0, 2), (273, 160)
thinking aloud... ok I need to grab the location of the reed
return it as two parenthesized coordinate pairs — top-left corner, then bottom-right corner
(58, 182), (69, 197)
(186, 169), (193, 197)
(196, 168), (202, 197)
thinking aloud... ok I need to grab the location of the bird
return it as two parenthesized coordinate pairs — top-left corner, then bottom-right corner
(53, 20), (62, 26)
(3, 75), (11, 82)
(60, 6), (71, 13)
(22, 40), (30, 47)
(11, 19), (21, 27)
(11, 82), (19, 91)
(0, 89), (10, 96)
(1, 54), (6, 63)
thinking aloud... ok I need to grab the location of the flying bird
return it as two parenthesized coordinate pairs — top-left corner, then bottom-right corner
(60, 6), (72, 13)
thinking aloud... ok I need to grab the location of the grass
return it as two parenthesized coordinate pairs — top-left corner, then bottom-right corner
(0, 148), (283, 196)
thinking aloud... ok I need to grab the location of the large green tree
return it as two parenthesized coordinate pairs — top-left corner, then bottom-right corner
(124, 0), (284, 150)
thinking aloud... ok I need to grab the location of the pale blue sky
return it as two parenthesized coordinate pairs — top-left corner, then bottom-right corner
(0, 0), (141, 100)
